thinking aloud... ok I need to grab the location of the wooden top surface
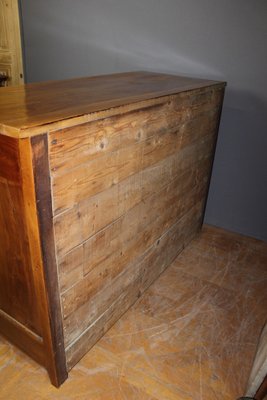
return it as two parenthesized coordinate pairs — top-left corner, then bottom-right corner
(0, 71), (225, 137)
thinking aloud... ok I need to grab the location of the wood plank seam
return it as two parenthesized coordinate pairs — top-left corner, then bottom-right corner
(53, 134), (215, 260)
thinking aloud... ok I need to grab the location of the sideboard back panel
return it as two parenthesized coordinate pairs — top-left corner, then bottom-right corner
(49, 87), (224, 369)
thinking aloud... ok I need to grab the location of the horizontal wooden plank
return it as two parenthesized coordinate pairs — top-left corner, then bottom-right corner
(52, 141), (144, 214)
(54, 134), (215, 258)
(65, 200), (203, 360)
(180, 108), (220, 150)
(81, 161), (210, 280)
(49, 101), (182, 174)
(61, 168), (208, 319)
(55, 84), (223, 360)
(50, 89), (222, 214)
(57, 246), (85, 294)
(54, 173), (142, 258)
(49, 87), (223, 177)
(50, 92), (220, 176)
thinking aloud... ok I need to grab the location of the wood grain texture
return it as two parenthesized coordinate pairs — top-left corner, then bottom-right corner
(63, 199), (205, 352)
(0, 132), (68, 387)
(48, 91), (201, 175)
(60, 163), (209, 322)
(0, 134), (41, 334)
(0, 72), (225, 386)
(0, 225), (265, 399)
(65, 200), (204, 369)
(0, 133), (20, 182)
(0, 71), (225, 137)
(50, 85), (225, 366)
(53, 120), (217, 258)
(51, 89), (222, 215)
(0, 133), (57, 382)
(31, 134), (68, 386)
(0, 0), (24, 87)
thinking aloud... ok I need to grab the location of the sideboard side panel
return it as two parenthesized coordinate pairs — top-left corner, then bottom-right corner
(0, 132), (68, 386)
(0, 134), (44, 365)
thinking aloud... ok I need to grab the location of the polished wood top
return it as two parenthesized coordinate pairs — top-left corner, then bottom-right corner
(0, 71), (225, 137)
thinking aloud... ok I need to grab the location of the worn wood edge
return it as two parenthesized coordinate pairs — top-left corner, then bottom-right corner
(29, 134), (68, 386)
(65, 203), (203, 369)
(0, 309), (44, 366)
(4, 70), (225, 91)
(1, 84), (226, 139)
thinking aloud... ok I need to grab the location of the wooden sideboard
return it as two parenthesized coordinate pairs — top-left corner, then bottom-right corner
(0, 71), (226, 386)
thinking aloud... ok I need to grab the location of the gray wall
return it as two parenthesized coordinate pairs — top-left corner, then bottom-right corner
(20, 0), (267, 241)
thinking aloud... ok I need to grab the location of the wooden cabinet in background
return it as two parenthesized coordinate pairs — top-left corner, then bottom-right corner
(0, 71), (226, 386)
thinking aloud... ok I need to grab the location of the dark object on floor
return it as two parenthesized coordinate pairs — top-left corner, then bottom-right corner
(237, 397), (256, 400)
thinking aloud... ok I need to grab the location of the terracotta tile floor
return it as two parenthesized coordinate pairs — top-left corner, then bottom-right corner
(1, 225), (267, 399)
